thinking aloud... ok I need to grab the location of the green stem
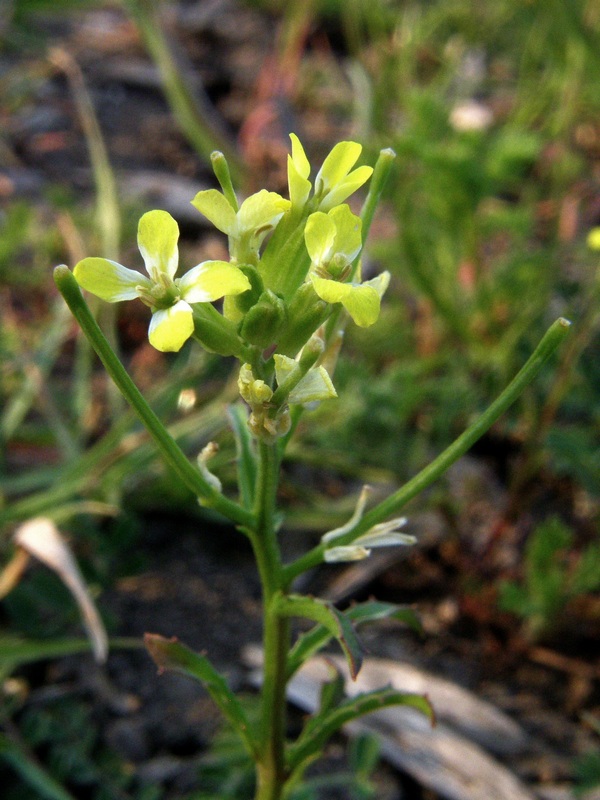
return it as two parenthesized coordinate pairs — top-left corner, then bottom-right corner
(53, 266), (254, 529)
(250, 441), (289, 800)
(283, 317), (572, 583)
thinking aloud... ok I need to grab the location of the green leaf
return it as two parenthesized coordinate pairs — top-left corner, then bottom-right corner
(572, 543), (600, 595)
(272, 594), (363, 679)
(144, 633), (258, 756)
(0, 635), (141, 671)
(286, 601), (420, 679)
(227, 404), (257, 510)
(0, 733), (78, 800)
(287, 687), (434, 772)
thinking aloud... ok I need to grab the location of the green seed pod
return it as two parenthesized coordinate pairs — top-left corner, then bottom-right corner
(240, 290), (287, 348)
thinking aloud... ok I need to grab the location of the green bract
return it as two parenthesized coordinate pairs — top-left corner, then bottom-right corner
(191, 188), (290, 264)
(73, 210), (250, 352)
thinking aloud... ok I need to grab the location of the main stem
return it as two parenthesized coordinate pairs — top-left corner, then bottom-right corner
(252, 441), (290, 800)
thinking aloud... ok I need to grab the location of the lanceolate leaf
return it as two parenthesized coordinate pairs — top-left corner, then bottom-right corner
(272, 594), (363, 679)
(0, 636), (141, 671)
(286, 687), (434, 772)
(0, 733), (78, 800)
(144, 634), (258, 756)
(286, 601), (421, 680)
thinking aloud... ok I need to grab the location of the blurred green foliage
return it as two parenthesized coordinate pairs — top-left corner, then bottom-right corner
(499, 516), (600, 640)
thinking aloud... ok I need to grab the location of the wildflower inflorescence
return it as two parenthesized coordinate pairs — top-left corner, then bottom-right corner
(74, 135), (390, 440)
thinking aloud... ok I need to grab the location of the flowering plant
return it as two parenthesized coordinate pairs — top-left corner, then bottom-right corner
(54, 135), (569, 799)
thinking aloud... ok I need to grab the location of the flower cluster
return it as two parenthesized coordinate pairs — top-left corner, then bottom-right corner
(72, 135), (390, 438)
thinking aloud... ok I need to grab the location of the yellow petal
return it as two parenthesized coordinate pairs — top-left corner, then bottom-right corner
(73, 257), (148, 302)
(311, 277), (380, 327)
(179, 261), (251, 302)
(148, 300), (194, 352)
(304, 212), (336, 265)
(137, 210), (180, 282)
(191, 189), (237, 234)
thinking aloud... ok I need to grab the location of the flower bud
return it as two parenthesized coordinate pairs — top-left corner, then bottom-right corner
(275, 282), (331, 357)
(240, 290), (287, 347)
(192, 304), (247, 357)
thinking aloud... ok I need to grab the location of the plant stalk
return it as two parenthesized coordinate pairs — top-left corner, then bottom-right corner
(54, 266), (254, 529)
(251, 441), (289, 800)
(283, 317), (572, 582)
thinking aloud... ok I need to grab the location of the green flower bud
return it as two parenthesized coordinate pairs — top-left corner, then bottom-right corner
(192, 304), (247, 358)
(238, 363), (273, 405)
(232, 264), (265, 314)
(240, 290), (287, 347)
(275, 282), (331, 357)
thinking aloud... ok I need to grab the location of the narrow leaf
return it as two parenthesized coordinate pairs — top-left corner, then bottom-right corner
(0, 636), (141, 670)
(273, 594), (363, 679)
(286, 601), (421, 679)
(287, 687), (434, 772)
(0, 733), (78, 800)
(145, 633), (257, 756)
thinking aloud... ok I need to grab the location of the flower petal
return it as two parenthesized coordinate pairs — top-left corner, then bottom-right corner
(324, 545), (371, 563)
(137, 210), (179, 282)
(73, 257), (148, 302)
(364, 271), (391, 298)
(290, 133), (310, 179)
(288, 134), (312, 208)
(311, 276), (381, 327)
(321, 486), (371, 544)
(329, 204), (363, 261)
(274, 354), (337, 405)
(179, 261), (251, 303)
(305, 212), (336, 265)
(290, 365), (337, 404)
(288, 156), (312, 209)
(148, 300), (194, 352)
(236, 190), (290, 238)
(318, 165), (373, 212)
(191, 189), (237, 235)
(315, 141), (362, 195)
